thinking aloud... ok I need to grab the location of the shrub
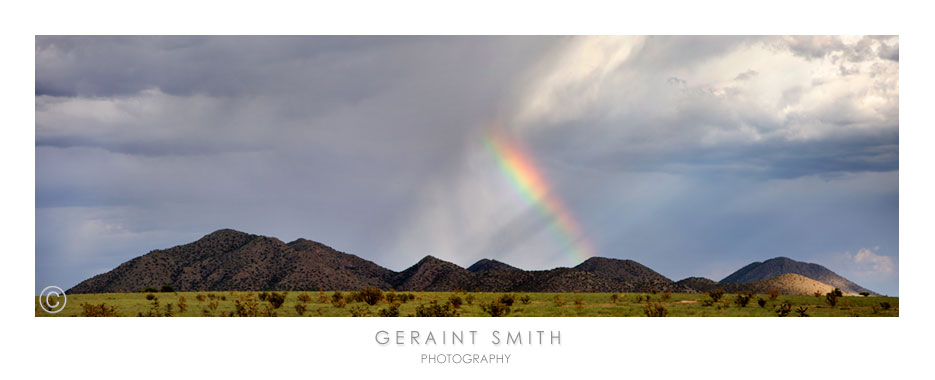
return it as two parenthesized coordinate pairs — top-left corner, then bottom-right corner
(480, 300), (511, 317)
(520, 295), (531, 305)
(768, 288), (780, 300)
(415, 301), (458, 317)
(635, 295), (644, 303)
(553, 295), (564, 307)
(880, 302), (892, 310)
(317, 293), (329, 303)
(796, 306), (809, 317)
(142, 287), (158, 293)
(734, 293), (752, 308)
(196, 294), (207, 302)
(80, 302), (119, 317)
(776, 302), (793, 317)
(266, 292), (288, 309)
(349, 305), (370, 317)
(357, 287), (384, 306)
(297, 293), (313, 304)
(859, 292), (870, 297)
(295, 303), (307, 316)
(332, 298), (347, 308)
(757, 298), (767, 308)
(871, 305), (882, 314)
(702, 299), (714, 307)
(378, 303), (400, 317)
(139, 297), (166, 317)
(385, 292), (397, 304)
(465, 294), (475, 305)
(498, 294), (516, 306)
(177, 295), (188, 313)
(708, 289), (725, 302)
(661, 292), (672, 301)
(145, 293), (156, 301)
(813, 290), (823, 297)
(258, 292), (270, 301)
(453, 289), (467, 294)
(610, 294), (619, 303)
(234, 294), (260, 317)
(448, 295), (463, 309)
(574, 297), (585, 308)
(643, 303), (668, 317)
(826, 289), (841, 307)
(160, 285), (175, 293)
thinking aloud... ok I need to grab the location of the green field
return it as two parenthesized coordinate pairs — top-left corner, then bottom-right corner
(35, 290), (898, 317)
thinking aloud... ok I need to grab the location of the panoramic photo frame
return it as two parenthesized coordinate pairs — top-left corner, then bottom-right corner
(35, 35), (899, 318)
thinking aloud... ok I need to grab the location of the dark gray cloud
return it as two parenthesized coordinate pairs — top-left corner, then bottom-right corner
(36, 36), (899, 295)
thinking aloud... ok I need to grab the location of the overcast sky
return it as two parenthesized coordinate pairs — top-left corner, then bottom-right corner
(36, 36), (899, 295)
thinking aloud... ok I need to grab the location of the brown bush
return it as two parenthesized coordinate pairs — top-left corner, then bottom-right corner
(734, 293), (752, 308)
(81, 302), (119, 317)
(520, 295), (531, 305)
(480, 300), (511, 317)
(498, 294), (516, 306)
(234, 293), (260, 317)
(265, 292), (288, 309)
(707, 289), (725, 302)
(297, 293), (313, 304)
(177, 295), (188, 313)
(378, 303), (400, 317)
(356, 287), (384, 306)
(415, 301), (458, 317)
(768, 288), (780, 300)
(643, 303), (668, 317)
(448, 295), (463, 309)
(349, 305), (370, 317)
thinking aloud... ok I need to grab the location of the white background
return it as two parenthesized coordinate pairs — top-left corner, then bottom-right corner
(3, 1), (932, 378)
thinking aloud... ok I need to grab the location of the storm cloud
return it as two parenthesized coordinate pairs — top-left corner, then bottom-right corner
(36, 36), (899, 295)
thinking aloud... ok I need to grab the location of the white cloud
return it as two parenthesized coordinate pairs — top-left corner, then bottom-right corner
(852, 247), (895, 275)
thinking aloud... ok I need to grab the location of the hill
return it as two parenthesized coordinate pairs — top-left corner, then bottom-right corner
(467, 258), (519, 273)
(721, 257), (877, 295)
(67, 229), (879, 295)
(574, 257), (682, 292)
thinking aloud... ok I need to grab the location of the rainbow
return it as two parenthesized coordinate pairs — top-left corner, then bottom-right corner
(482, 130), (596, 264)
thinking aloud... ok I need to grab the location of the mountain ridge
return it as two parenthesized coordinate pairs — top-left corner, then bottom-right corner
(67, 229), (879, 295)
(720, 256), (878, 295)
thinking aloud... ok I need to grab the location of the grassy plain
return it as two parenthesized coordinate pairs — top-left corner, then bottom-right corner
(35, 291), (899, 317)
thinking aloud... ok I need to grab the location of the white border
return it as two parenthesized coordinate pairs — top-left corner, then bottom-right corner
(4, 1), (933, 378)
